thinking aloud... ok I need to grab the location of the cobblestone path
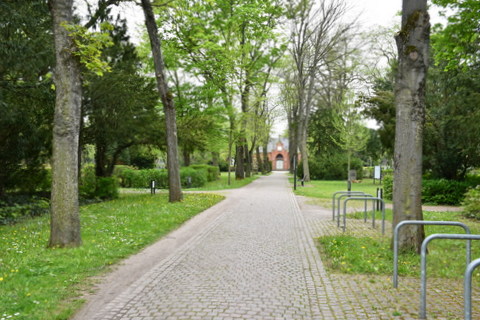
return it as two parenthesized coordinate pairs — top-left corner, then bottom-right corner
(86, 172), (479, 320)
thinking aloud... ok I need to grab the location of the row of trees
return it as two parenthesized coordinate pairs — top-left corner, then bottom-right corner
(1, 0), (286, 246)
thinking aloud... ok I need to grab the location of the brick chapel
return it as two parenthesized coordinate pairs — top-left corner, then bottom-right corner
(267, 138), (290, 171)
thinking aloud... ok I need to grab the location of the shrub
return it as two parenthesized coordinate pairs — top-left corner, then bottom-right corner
(96, 177), (119, 199)
(80, 165), (119, 200)
(0, 196), (50, 225)
(189, 164), (220, 182)
(115, 167), (211, 189)
(181, 167), (207, 188)
(463, 186), (480, 220)
(422, 179), (470, 205)
(297, 153), (364, 180)
(383, 173), (393, 200)
(382, 175), (474, 205)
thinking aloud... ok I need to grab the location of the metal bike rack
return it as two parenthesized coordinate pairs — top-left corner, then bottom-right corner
(465, 258), (480, 320)
(393, 220), (471, 288)
(331, 191), (367, 221)
(336, 193), (373, 227)
(342, 197), (386, 234)
(420, 234), (480, 319)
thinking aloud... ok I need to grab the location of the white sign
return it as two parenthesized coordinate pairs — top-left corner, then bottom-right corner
(374, 166), (381, 179)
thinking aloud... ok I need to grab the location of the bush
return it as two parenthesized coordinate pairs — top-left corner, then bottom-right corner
(0, 196), (50, 225)
(96, 177), (119, 199)
(181, 167), (207, 188)
(463, 186), (480, 220)
(382, 175), (474, 205)
(383, 173), (393, 200)
(422, 179), (471, 205)
(115, 166), (211, 189)
(297, 153), (364, 180)
(80, 165), (119, 200)
(189, 164), (220, 182)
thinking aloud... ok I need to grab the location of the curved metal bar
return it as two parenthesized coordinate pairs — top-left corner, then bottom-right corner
(465, 258), (480, 320)
(342, 197), (385, 234)
(331, 191), (366, 221)
(393, 221), (471, 288)
(337, 193), (372, 227)
(420, 234), (480, 319)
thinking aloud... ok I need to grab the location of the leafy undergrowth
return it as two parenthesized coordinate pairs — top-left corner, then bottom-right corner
(0, 193), (223, 320)
(318, 211), (480, 280)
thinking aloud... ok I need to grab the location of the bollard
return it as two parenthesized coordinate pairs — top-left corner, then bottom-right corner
(393, 221), (471, 288)
(419, 234), (480, 319)
(150, 180), (156, 195)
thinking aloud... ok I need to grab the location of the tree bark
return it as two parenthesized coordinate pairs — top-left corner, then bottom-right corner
(393, 0), (430, 253)
(49, 0), (82, 248)
(141, 0), (182, 202)
(256, 146), (263, 174)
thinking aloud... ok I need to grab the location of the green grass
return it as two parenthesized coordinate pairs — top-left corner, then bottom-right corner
(187, 172), (259, 191)
(292, 178), (382, 199)
(319, 210), (480, 279)
(0, 193), (224, 320)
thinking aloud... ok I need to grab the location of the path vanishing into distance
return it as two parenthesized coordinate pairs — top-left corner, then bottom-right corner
(73, 172), (479, 320)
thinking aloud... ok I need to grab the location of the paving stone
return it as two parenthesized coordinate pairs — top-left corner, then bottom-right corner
(87, 173), (480, 319)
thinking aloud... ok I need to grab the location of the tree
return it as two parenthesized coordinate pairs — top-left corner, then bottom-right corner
(332, 99), (369, 184)
(141, 0), (182, 202)
(49, 0), (83, 247)
(431, 0), (480, 71)
(0, 0), (55, 195)
(286, 0), (353, 181)
(392, 0), (430, 252)
(82, 17), (162, 178)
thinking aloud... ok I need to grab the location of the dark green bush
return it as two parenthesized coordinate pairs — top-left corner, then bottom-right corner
(297, 153), (364, 180)
(190, 164), (220, 182)
(422, 179), (471, 205)
(383, 175), (474, 205)
(80, 165), (119, 200)
(11, 168), (52, 194)
(181, 167), (207, 187)
(463, 186), (480, 220)
(115, 166), (210, 189)
(0, 196), (49, 225)
(96, 177), (119, 199)
(383, 174), (393, 200)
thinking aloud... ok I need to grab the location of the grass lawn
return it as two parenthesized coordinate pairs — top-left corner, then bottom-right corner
(0, 193), (224, 320)
(292, 178), (383, 199)
(299, 180), (480, 281)
(189, 172), (260, 191)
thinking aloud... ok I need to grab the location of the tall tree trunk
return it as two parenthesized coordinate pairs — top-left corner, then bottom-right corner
(299, 120), (310, 181)
(262, 143), (269, 173)
(393, 0), (430, 253)
(244, 142), (251, 178)
(141, 0), (182, 202)
(183, 149), (191, 167)
(49, 0), (82, 248)
(256, 146), (263, 174)
(235, 144), (245, 179)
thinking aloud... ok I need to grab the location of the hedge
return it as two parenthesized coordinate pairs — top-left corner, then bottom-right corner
(115, 165), (220, 189)
(383, 175), (479, 205)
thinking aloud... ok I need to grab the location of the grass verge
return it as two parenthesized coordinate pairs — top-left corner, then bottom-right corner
(0, 193), (224, 320)
(189, 172), (259, 191)
(318, 210), (480, 280)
